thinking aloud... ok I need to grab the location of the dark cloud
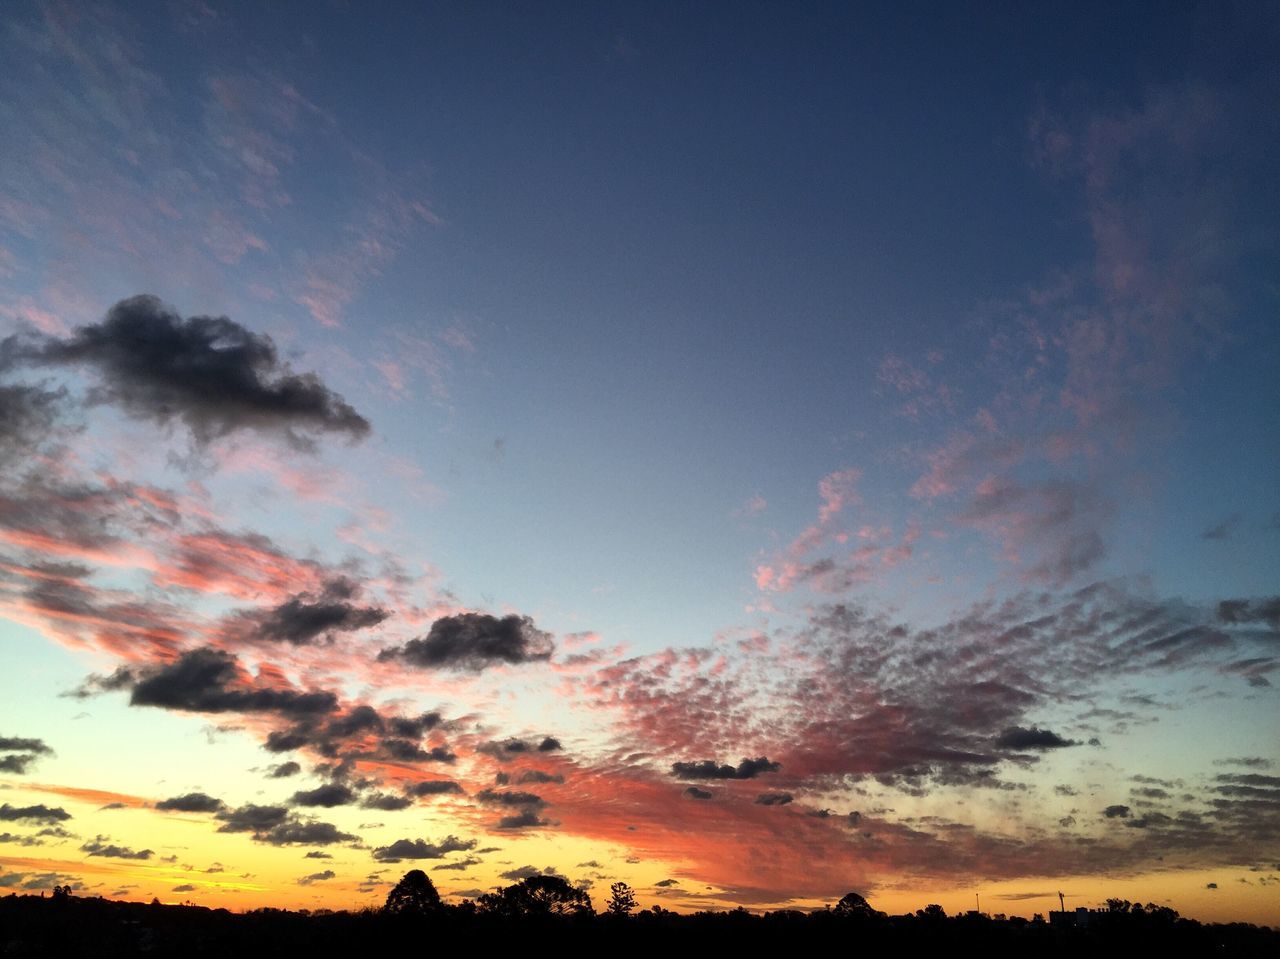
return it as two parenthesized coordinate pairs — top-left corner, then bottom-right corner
(684, 787), (714, 800)
(755, 792), (793, 806)
(380, 739), (456, 764)
(1217, 597), (1280, 631)
(155, 792), (225, 813)
(1201, 514), (1242, 541)
(1104, 805), (1131, 819)
(516, 770), (564, 785)
(264, 728), (313, 753)
(0, 755), (37, 774)
(475, 789), (545, 808)
(433, 856), (481, 871)
(130, 647), (338, 718)
(387, 712), (443, 739)
(291, 783), (356, 808)
(655, 879), (679, 887)
(257, 820), (355, 846)
(499, 865), (559, 881)
(371, 836), (476, 862)
(361, 792), (412, 811)
(1214, 757), (1272, 769)
(245, 580), (388, 645)
(407, 780), (463, 797)
(0, 803), (71, 824)
(495, 809), (554, 830)
(0, 383), (67, 465)
(0, 295), (370, 448)
(378, 613), (553, 671)
(215, 804), (290, 833)
(0, 737), (53, 754)
(995, 726), (1080, 750)
(81, 836), (153, 859)
(65, 666), (136, 700)
(538, 737), (562, 752)
(172, 884), (197, 893)
(269, 761), (302, 778)
(298, 869), (335, 885)
(671, 757), (781, 780)
(0, 832), (44, 847)
(304, 851), (332, 859)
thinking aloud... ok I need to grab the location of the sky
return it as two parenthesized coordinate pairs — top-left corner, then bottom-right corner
(0, 0), (1277, 924)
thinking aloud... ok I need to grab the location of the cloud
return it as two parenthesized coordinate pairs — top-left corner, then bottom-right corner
(172, 884), (197, 893)
(361, 792), (412, 811)
(671, 757), (781, 780)
(0, 755), (37, 774)
(1103, 805), (1131, 819)
(268, 761), (302, 778)
(475, 789), (545, 808)
(0, 384), (67, 466)
(684, 787), (714, 800)
(129, 647), (339, 718)
(304, 851), (332, 859)
(155, 792), (226, 813)
(371, 835), (476, 862)
(297, 869), (335, 885)
(995, 726), (1080, 750)
(0, 832), (44, 846)
(495, 809), (554, 830)
(407, 780), (463, 797)
(81, 836), (152, 859)
(538, 737), (562, 752)
(0, 803), (70, 824)
(256, 820), (356, 846)
(0, 736), (53, 755)
(386, 712), (442, 738)
(291, 784), (357, 808)
(1201, 514), (1242, 541)
(381, 740), (456, 764)
(1217, 597), (1280, 631)
(434, 856), (481, 871)
(241, 579), (388, 645)
(0, 295), (370, 448)
(516, 770), (564, 785)
(215, 804), (290, 833)
(755, 792), (793, 806)
(378, 613), (553, 671)
(498, 864), (559, 881)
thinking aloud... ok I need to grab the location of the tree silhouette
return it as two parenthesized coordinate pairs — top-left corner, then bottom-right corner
(833, 891), (881, 919)
(607, 881), (637, 917)
(383, 869), (441, 915)
(478, 875), (593, 917)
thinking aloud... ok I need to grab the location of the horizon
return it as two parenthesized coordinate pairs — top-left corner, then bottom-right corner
(0, 1), (1277, 928)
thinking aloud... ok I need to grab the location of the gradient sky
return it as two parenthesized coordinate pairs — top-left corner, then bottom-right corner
(0, 0), (1277, 924)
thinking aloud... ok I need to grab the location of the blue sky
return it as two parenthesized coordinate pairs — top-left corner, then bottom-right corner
(0, 0), (1276, 919)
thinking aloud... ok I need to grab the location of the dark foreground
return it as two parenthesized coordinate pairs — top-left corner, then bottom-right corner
(1, 893), (1276, 958)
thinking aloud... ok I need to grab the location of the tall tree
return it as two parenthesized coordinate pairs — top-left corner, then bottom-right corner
(384, 869), (441, 915)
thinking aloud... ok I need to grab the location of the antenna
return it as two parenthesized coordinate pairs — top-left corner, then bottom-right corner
(975, 892), (980, 913)
(1058, 891), (1065, 913)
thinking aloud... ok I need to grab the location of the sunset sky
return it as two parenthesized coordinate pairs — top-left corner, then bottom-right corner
(0, 0), (1277, 924)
